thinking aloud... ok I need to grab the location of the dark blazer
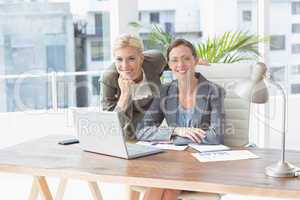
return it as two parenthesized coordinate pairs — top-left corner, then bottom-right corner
(100, 50), (166, 140)
(136, 73), (225, 145)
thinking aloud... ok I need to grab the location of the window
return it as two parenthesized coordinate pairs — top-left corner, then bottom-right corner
(138, 12), (142, 21)
(291, 84), (300, 94)
(165, 22), (174, 34)
(269, 66), (285, 81)
(46, 45), (66, 71)
(95, 13), (103, 36)
(270, 35), (285, 50)
(92, 76), (100, 95)
(292, 43), (300, 54)
(291, 64), (300, 74)
(242, 10), (252, 21)
(91, 41), (104, 61)
(150, 12), (160, 23)
(292, 1), (300, 15)
(292, 23), (300, 33)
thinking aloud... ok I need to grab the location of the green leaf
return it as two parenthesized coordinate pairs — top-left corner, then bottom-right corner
(128, 21), (268, 64)
(195, 31), (268, 63)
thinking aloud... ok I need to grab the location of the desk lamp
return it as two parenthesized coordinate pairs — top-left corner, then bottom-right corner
(235, 62), (299, 177)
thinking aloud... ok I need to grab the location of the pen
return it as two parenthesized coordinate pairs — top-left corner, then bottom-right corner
(150, 141), (172, 145)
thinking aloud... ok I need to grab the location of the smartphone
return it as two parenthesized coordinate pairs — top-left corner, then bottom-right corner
(58, 138), (79, 145)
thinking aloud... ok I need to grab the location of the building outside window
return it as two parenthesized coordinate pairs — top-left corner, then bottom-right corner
(164, 22), (174, 34)
(292, 1), (300, 15)
(150, 12), (160, 23)
(291, 84), (300, 94)
(91, 40), (104, 61)
(92, 76), (100, 95)
(46, 45), (66, 71)
(242, 10), (252, 21)
(291, 64), (300, 74)
(270, 35), (285, 50)
(95, 13), (103, 36)
(269, 66), (286, 81)
(292, 23), (300, 33)
(292, 43), (300, 54)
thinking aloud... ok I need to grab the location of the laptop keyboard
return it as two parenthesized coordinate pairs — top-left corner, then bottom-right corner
(126, 143), (159, 156)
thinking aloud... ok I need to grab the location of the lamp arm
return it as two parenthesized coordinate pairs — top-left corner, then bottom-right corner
(267, 78), (287, 163)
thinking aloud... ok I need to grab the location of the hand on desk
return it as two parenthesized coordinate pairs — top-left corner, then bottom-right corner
(172, 127), (206, 144)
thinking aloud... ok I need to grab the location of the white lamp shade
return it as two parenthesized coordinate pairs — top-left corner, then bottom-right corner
(235, 79), (268, 103)
(234, 62), (269, 104)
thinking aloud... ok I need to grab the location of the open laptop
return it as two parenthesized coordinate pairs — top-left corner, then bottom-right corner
(74, 109), (163, 159)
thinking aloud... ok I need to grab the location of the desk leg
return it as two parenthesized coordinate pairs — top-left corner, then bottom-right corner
(34, 176), (54, 200)
(88, 181), (103, 200)
(129, 190), (140, 200)
(55, 178), (68, 200)
(28, 178), (39, 200)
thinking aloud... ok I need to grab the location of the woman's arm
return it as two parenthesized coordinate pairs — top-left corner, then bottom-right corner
(100, 67), (119, 111)
(135, 87), (174, 141)
(201, 85), (225, 144)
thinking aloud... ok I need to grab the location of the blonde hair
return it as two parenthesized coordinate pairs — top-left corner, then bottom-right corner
(113, 34), (144, 53)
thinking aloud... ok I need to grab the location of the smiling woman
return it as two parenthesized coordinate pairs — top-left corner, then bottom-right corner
(136, 39), (225, 145)
(100, 34), (166, 140)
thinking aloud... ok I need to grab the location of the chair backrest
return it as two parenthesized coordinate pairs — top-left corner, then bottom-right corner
(196, 63), (254, 147)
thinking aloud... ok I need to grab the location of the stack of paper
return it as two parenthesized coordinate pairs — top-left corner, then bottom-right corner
(136, 141), (187, 151)
(192, 150), (259, 162)
(189, 144), (230, 152)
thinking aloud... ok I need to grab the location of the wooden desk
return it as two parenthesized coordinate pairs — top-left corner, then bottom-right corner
(0, 135), (300, 200)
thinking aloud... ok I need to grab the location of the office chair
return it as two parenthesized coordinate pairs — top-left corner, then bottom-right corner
(130, 63), (255, 200)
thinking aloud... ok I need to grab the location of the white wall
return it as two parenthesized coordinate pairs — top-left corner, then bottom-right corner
(138, 0), (200, 11)
(264, 96), (300, 151)
(200, 0), (238, 38)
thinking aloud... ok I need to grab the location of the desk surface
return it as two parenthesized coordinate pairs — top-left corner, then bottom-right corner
(0, 135), (300, 199)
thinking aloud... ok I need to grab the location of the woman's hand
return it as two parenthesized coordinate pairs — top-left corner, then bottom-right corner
(117, 77), (134, 110)
(172, 127), (206, 143)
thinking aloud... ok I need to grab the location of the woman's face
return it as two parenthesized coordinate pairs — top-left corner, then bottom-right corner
(168, 45), (198, 80)
(114, 46), (144, 81)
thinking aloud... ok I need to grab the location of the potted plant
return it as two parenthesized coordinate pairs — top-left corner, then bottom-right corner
(129, 22), (268, 64)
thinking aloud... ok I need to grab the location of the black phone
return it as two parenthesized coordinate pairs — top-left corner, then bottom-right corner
(58, 138), (79, 145)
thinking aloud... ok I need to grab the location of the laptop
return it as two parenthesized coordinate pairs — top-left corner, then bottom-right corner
(74, 109), (163, 159)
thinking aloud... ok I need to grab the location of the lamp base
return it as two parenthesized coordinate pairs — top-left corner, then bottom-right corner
(265, 162), (299, 177)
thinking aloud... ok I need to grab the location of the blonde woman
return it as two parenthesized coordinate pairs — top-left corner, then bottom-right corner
(101, 34), (166, 140)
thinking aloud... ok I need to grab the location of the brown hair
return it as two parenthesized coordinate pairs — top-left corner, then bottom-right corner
(166, 38), (197, 61)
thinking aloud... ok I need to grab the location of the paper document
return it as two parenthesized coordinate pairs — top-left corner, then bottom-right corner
(189, 144), (230, 152)
(192, 150), (259, 162)
(136, 141), (187, 151)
